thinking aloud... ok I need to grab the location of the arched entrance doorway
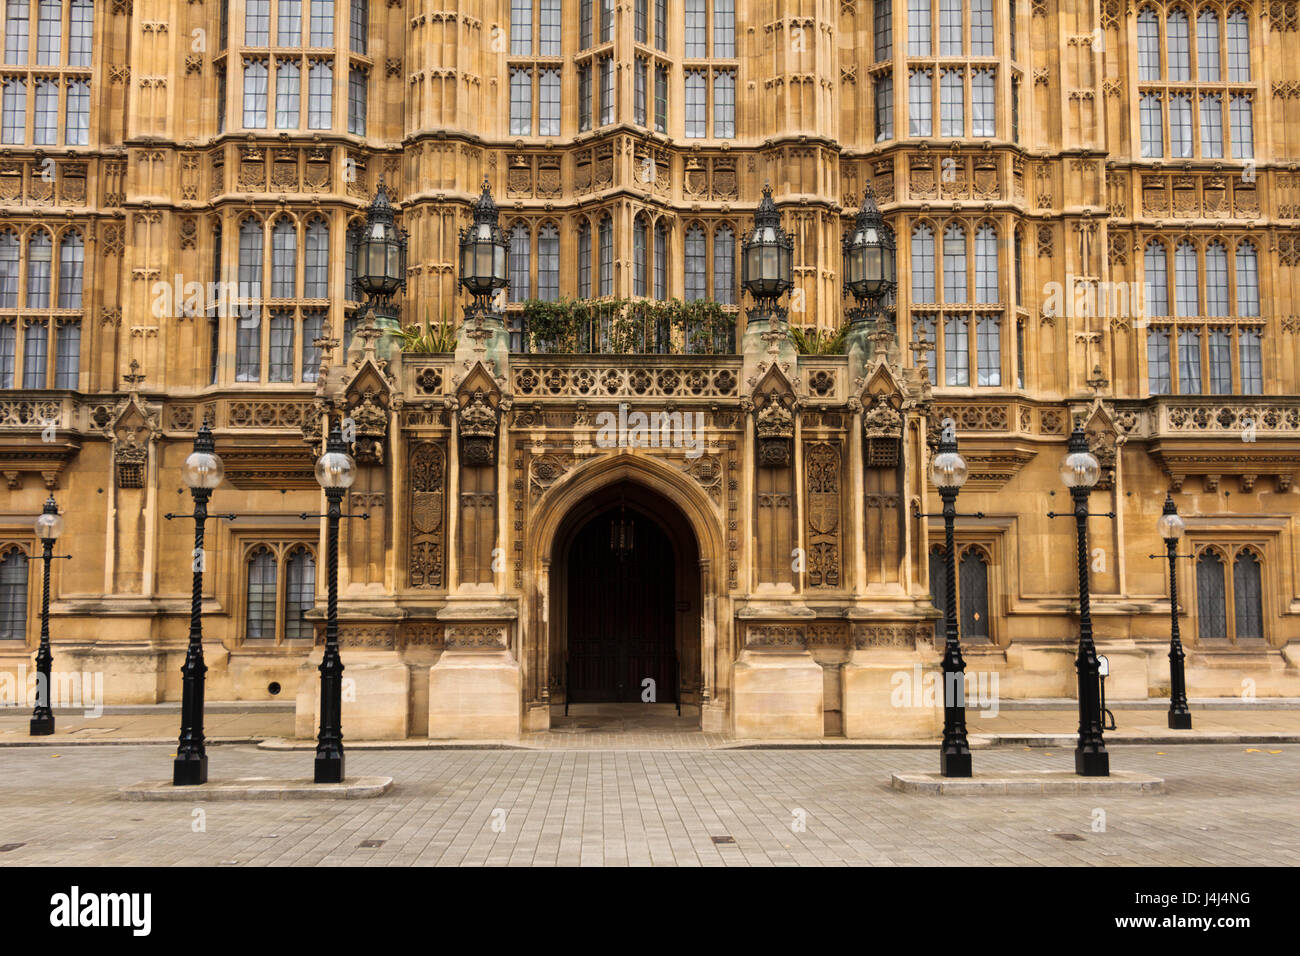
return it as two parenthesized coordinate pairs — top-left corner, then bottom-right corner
(566, 503), (677, 703)
(549, 480), (702, 715)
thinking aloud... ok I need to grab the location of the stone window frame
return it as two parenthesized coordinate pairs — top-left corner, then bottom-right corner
(0, 222), (84, 390)
(236, 538), (319, 648)
(926, 538), (1001, 646)
(1191, 540), (1269, 645)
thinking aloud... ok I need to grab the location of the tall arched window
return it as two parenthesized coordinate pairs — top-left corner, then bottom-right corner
(598, 216), (613, 296)
(284, 548), (316, 640)
(246, 549), (277, 640)
(911, 224), (935, 304)
(36, 0), (59, 65)
(713, 225), (735, 304)
(975, 224), (998, 304)
(1167, 9), (1190, 81)
(57, 232), (83, 309)
(69, 0), (92, 66)
(1197, 9), (1220, 81)
(1233, 550), (1263, 640)
(1204, 241), (1228, 316)
(1144, 241), (1168, 316)
(0, 230), (18, 307)
(684, 225), (706, 302)
(238, 218), (263, 302)
(943, 224), (966, 304)
(633, 217), (648, 297)
(1174, 240), (1197, 317)
(577, 220), (592, 298)
(344, 224), (359, 304)
(1235, 240), (1259, 316)
(959, 548), (990, 641)
(1137, 7), (1161, 80)
(1196, 550), (1227, 639)
(26, 230), (51, 308)
(304, 219), (328, 298)
(508, 222), (530, 302)
(653, 221), (667, 300)
(270, 219), (296, 298)
(1226, 8), (1250, 81)
(537, 224), (559, 302)
(0, 547), (27, 640)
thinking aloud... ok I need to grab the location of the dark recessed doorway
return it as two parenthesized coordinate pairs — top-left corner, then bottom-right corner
(565, 504), (677, 704)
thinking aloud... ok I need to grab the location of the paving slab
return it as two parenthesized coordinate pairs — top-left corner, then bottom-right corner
(890, 770), (1165, 794)
(119, 775), (394, 801)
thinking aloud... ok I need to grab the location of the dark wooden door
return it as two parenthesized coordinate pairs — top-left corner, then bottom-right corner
(567, 510), (676, 703)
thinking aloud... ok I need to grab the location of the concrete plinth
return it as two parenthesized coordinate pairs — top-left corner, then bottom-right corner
(842, 654), (943, 739)
(890, 770), (1165, 794)
(731, 649), (823, 738)
(120, 776), (393, 801)
(294, 654), (412, 741)
(428, 649), (522, 739)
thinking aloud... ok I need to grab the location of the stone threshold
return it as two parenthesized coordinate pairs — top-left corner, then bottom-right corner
(891, 770), (1165, 794)
(119, 776), (394, 801)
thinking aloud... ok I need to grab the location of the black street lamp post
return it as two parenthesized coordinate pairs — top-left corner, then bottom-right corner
(29, 495), (67, 736)
(1048, 424), (1114, 777)
(165, 424), (229, 786)
(310, 424), (358, 784)
(1153, 494), (1193, 729)
(914, 426), (983, 777)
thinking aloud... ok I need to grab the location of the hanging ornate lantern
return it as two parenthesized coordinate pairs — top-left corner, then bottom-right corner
(354, 182), (408, 306)
(610, 505), (634, 561)
(741, 184), (794, 308)
(458, 179), (509, 306)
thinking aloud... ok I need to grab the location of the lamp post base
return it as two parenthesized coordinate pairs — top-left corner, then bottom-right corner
(1168, 709), (1193, 730)
(29, 714), (54, 736)
(173, 754), (208, 786)
(1075, 748), (1110, 777)
(314, 753), (345, 785)
(940, 749), (972, 778)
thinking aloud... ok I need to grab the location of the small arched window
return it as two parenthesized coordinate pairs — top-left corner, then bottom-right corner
(1235, 240), (1259, 317)
(975, 225), (998, 304)
(1144, 241), (1168, 317)
(26, 231), (52, 308)
(911, 224), (935, 304)
(271, 219), (296, 298)
(684, 225), (706, 302)
(1196, 550), (1228, 639)
(238, 218), (264, 303)
(284, 548), (316, 640)
(246, 549), (277, 640)
(58, 232), (84, 309)
(537, 224), (559, 302)
(577, 220), (592, 299)
(0, 547), (28, 641)
(633, 217), (649, 297)
(304, 219), (329, 298)
(1204, 241), (1228, 316)
(598, 216), (613, 296)
(653, 221), (668, 300)
(508, 222), (530, 302)
(713, 225), (735, 305)
(943, 224), (966, 304)
(1174, 240), (1198, 317)
(0, 230), (18, 307)
(1232, 550), (1263, 640)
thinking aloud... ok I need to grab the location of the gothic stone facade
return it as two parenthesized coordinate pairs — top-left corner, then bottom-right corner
(0, 0), (1298, 738)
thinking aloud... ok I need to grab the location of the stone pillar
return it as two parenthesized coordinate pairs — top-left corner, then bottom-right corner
(428, 624), (521, 738)
(731, 624), (823, 738)
(841, 622), (943, 739)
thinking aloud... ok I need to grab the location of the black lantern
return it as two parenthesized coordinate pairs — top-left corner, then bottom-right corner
(353, 182), (407, 304)
(741, 184), (794, 306)
(458, 178), (509, 305)
(842, 190), (896, 303)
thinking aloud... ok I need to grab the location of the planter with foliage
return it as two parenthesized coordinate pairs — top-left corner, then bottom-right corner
(518, 297), (737, 355)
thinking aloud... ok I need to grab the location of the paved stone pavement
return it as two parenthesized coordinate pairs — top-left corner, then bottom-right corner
(0, 743), (1294, 865)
